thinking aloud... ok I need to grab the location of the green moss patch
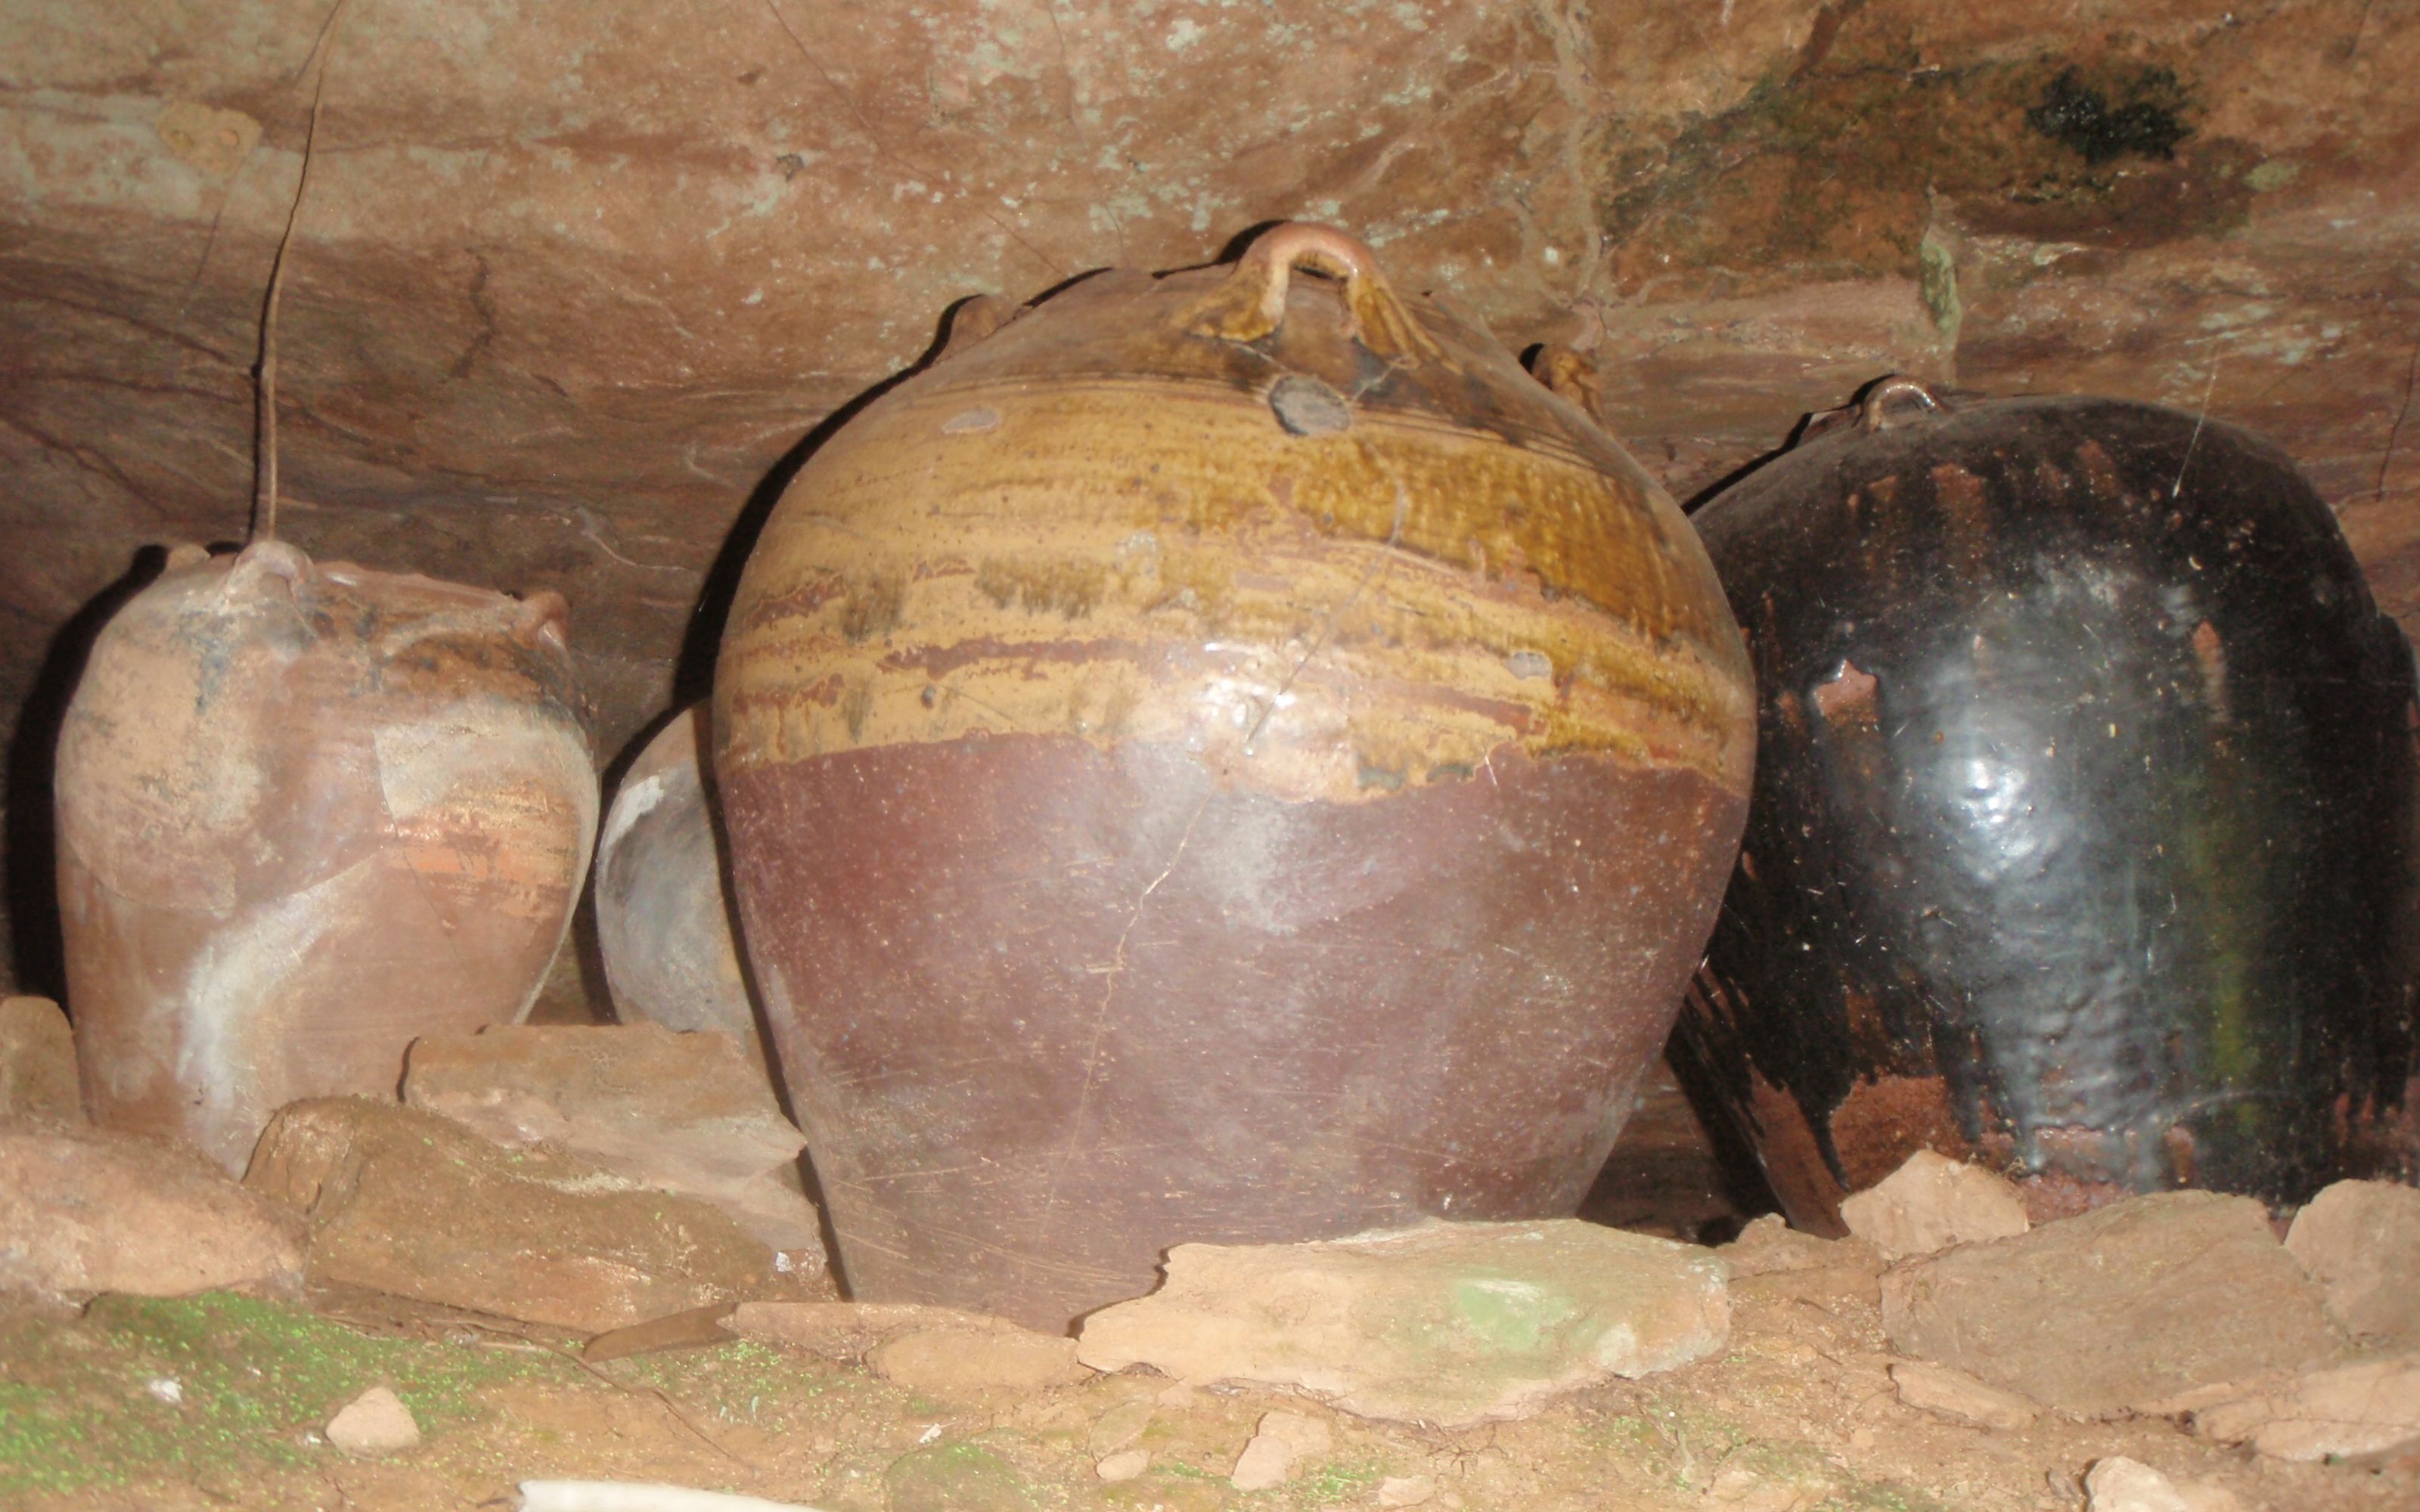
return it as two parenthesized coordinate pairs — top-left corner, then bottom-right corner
(0, 1292), (569, 1497)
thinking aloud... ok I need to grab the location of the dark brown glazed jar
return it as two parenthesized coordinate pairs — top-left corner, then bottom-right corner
(1677, 379), (2420, 1232)
(55, 541), (597, 1172)
(715, 224), (1755, 1329)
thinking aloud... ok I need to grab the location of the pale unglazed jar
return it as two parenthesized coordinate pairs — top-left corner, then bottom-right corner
(595, 705), (772, 1080)
(55, 541), (597, 1172)
(715, 224), (1755, 1330)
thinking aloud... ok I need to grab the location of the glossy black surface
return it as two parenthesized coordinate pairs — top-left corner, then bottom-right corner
(1679, 387), (2420, 1224)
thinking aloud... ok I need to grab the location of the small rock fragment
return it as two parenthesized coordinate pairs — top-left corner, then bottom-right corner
(2084, 1457), (2192, 1512)
(2190, 1354), (2420, 1461)
(1879, 1191), (2344, 1417)
(2283, 1179), (2420, 1347)
(1230, 1409), (1331, 1492)
(0, 996), (80, 1123)
(1378, 1474), (1437, 1507)
(867, 1324), (1090, 1394)
(1094, 1449), (1150, 1483)
(325, 1386), (421, 1455)
(1078, 1219), (1730, 1426)
(1717, 1214), (1876, 1279)
(1088, 1399), (1156, 1454)
(1888, 1360), (2040, 1429)
(584, 1303), (740, 1363)
(1839, 1150), (2029, 1260)
(245, 1098), (774, 1334)
(0, 1123), (301, 1298)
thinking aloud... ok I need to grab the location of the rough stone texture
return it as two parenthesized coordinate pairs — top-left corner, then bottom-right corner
(1229, 1410), (1333, 1492)
(1075, 1219), (1730, 1427)
(1888, 1360), (2040, 1430)
(244, 1096), (777, 1333)
(8, 1), (2420, 1046)
(402, 1023), (824, 1266)
(324, 1385), (422, 1456)
(2086, 1457), (2195, 1512)
(1839, 1151), (2031, 1261)
(2285, 1179), (2420, 1347)
(1093, 1450), (1149, 1483)
(0, 995), (79, 1122)
(0, 1121), (302, 1297)
(866, 1325), (1091, 1395)
(1879, 1191), (2347, 1418)
(2191, 1356), (2420, 1461)
(725, 1300), (1045, 1362)
(1379, 1475), (1438, 1508)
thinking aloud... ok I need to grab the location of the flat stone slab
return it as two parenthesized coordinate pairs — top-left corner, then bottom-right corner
(1076, 1219), (1730, 1426)
(0, 1123), (300, 1298)
(2190, 1355), (2420, 1461)
(405, 1023), (824, 1270)
(1880, 1191), (2345, 1418)
(246, 1097), (776, 1334)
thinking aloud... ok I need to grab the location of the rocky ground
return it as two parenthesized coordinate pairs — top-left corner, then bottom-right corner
(4, 997), (2418, 1512)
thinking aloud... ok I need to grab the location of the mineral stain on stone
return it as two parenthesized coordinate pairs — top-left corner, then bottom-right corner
(1592, 23), (2245, 295)
(2024, 65), (2192, 166)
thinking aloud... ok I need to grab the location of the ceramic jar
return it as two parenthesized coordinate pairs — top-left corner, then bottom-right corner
(1678, 380), (2420, 1229)
(55, 540), (597, 1171)
(595, 705), (771, 1077)
(716, 225), (1755, 1328)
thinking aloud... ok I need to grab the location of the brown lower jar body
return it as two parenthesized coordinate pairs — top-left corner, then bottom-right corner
(725, 732), (1742, 1330)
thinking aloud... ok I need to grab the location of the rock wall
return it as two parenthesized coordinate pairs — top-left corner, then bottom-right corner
(5, 0), (2416, 990)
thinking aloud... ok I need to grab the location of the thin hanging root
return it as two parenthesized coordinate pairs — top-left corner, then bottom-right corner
(251, 0), (353, 544)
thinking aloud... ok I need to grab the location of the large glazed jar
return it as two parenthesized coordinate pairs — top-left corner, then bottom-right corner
(56, 541), (597, 1172)
(715, 223), (1755, 1329)
(595, 705), (772, 1081)
(1677, 380), (2420, 1232)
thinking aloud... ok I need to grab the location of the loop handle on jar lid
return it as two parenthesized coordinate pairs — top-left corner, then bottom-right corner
(932, 293), (1016, 366)
(1857, 374), (1945, 433)
(224, 538), (312, 597)
(1187, 222), (1445, 367)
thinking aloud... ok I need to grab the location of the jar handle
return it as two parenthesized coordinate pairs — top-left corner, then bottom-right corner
(1857, 374), (1944, 432)
(1187, 223), (1444, 367)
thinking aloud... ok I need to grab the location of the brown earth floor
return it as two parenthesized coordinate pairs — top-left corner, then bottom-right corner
(5, 1259), (2414, 1512)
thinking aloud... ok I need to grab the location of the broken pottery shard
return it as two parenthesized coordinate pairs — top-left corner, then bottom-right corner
(0, 1123), (302, 1298)
(2283, 1179), (2420, 1347)
(867, 1324), (1091, 1394)
(244, 1097), (775, 1334)
(1230, 1409), (1333, 1491)
(326, 1385), (422, 1455)
(1075, 1219), (1731, 1427)
(0, 996), (81, 1123)
(402, 1023), (824, 1266)
(1888, 1360), (2040, 1429)
(2083, 1457), (2193, 1512)
(1838, 1150), (2030, 1260)
(1879, 1191), (2344, 1418)
(2190, 1355), (2420, 1461)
